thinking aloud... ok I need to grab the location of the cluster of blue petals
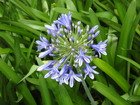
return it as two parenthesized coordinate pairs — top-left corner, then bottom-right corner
(36, 12), (107, 87)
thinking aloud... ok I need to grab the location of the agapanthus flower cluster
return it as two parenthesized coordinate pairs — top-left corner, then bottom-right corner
(36, 12), (107, 87)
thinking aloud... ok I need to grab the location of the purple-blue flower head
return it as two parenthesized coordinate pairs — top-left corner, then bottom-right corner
(84, 64), (99, 79)
(58, 65), (82, 87)
(45, 23), (60, 37)
(54, 12), (71, 30)
(91, 40), (107, 57)
(36, 12), (108, 87)
(75, 49), (91, 67)
(36, 36), (49, 51)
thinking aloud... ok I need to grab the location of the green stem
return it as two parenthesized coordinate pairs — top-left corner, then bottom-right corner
(82, 80), (97, 105)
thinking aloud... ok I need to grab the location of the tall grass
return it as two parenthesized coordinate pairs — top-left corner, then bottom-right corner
(0, 0), (140, 105)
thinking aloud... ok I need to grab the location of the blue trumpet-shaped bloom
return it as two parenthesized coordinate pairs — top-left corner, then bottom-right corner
(91, 40), (107, 57)
(54, 12), (71, 30)
(36, 12), (107, 87)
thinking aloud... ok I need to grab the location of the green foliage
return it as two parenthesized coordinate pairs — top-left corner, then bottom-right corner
(0, 0), (140, 105)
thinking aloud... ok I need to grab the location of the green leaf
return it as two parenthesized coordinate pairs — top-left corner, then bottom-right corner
(27, 39), (35, 60)
(47, 78), (74, 105)
(0, 59), (37, 105)
(94, 0), (109, 11)
(75, 0), (83, 11)
(99, 18), (121, 32)
(10, 0), (38, 20)
(0, 32), (14, 48)
(65, 0), (77, 11)
(118, 55), (140, 69)
(93, 58), (130, 92)
(0, 48), (12, 54)
(39, 75), (52, 105)
(19, 19), (45, 31)
(10, 0), (50, 22)
(18, 65), (38, 84)
(84, 0), (92, 11)
(130, 77), (140, 96)
(26, 78), (39, 85)
(6, 81), (17, 105)
(128, 95), (140, 102)
(96, 12), (114, 19)
(0, 3), (4, 17)
(92, 81), (131, 105)
(115, 0), (136, 77)
(113, 0), (126, 22)
(9, 21), (42, 36)
(0, 23), (37, 38)
(30, 8), (50, 23)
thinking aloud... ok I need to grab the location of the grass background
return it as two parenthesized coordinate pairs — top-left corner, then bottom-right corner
(0, 0), (140, 105)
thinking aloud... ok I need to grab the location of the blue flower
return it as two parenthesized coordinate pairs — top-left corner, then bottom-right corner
(91, 40), (107, 57)
(88, 25), (99, 38)
(38, 44), (54, 58)
(36, 36), (54, 58)
(66, 70), (82, 88)
(36, 12), (108, 87)
(45, 23), (60, 36)
(88, 25), (98, 34)
(75, 49), (91, 66)
(84, 64), (99, 79)
(36, 36), (49, 51)
(37, 61), (56, 71)
(58, 65), (82, 87)
(54, 12), (71, 30)
(44, 64), (60, 79)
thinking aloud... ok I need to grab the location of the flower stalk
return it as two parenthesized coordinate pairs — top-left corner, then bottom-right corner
(82, 80), (97, 105)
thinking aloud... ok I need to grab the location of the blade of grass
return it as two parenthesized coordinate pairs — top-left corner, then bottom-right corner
(75, 0), (83, 11)
(10, 0), (50, 23)
(113, 0), (126, 22)
(128, 95), (140, 102)
(118, 55), (140, 69)
(115, 0), (136, 78)
(92, 81), (131, 105)
(0, 23), (38, 38)
(84, 0), (92, 11)
(128, 12), (140, 49)
(19, 19), (45, 31)
(0, 32), (14, 49)
(0, 48), (12, 54)
(18, 65), (38, 84)
(38, 74), (52, 105)
(46, 78), (74, 105)
(10, 0), (38, 20)
(13, 37), (25, 71)
(0, 59), (37, 105)
(9, 21), (42, 36)
(130, 78), (140, 96)
(94, 0), (109, 11)
(93, 58), (130, 92)
(27, 39), (35, 60)
(96, 11), (114, 20)
(65, 0), (77, 11)
(6, 81), (17, 105)
(99, 18), (121, 32)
